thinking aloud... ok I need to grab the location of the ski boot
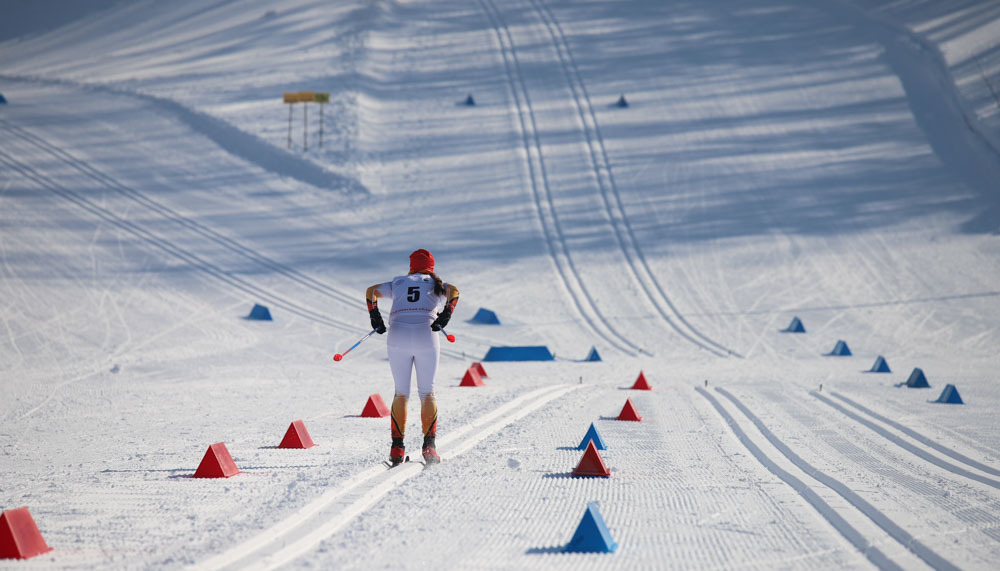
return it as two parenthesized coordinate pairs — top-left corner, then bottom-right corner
(389, 437), (406, 466)
(422, 435), (441, 464)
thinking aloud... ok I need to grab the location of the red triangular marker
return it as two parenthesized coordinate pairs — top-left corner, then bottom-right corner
(631, 371), (652, 390)
(0, 507), (53, 560)
(460, 367), (485, 387)
(617, 397), (642, 421)
(573, 440), (611, 477)
(472, 362), (488, 378)
(361, 394), (390, 417)
(193, 442), (240, 478)
(279, 419), (316, 449)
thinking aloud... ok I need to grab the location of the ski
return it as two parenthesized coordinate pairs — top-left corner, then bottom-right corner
(383, 455), (410, 469)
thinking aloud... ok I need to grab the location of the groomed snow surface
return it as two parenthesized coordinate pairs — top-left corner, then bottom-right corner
(2, 0), (1000, 568)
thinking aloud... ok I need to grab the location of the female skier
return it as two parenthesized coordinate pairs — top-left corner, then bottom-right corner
(365, 249), (459, 465)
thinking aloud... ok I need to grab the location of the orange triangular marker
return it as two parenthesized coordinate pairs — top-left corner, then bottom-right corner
(631, 371), (652, 390)
(573, 440), (611, 477)
(617, 397), (642, 421)
(0, 507), (53, 560)
(193, 442), (240, 478)
(472, 362), (488, 378)
(460, 367), (485, 387)
(361, 394), (390, 417)
(279, 419), (316, 449)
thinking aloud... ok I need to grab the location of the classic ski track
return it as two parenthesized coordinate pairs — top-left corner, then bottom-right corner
(695, 387), (902, 570)
(525, 0), (740, 359)
(758, 386), (1000, 552)
(709, 387), (960, 571)
(818, 391), (1000, 485)
(194, 383), (580, 571)
(0, 121), (469, 360)
(0, 117), (358, 310)
(0, 148), (355, 334)
(477, 0), (643, 357)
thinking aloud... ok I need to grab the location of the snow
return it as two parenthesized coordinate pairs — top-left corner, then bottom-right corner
(1, 0), (999, 568)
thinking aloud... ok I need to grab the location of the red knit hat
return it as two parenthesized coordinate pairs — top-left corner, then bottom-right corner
(409, 249), (434, 274)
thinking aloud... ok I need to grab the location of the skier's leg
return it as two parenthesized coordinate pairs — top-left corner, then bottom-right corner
(387, 332), (415, 463)
(420, 394), (437, 440)
(391, 393), (408, 440)
(414, 330), (441, 463)
(413, 329), (440, 400)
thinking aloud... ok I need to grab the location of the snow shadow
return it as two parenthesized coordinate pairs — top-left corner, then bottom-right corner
(0, 0), (123, 43)
(542, 472), (609, 479)
(1, 74), (366, 196)
(544, 0), (1000, 238)
(127, 87), (367, 195)
(525, 546), (566, 555)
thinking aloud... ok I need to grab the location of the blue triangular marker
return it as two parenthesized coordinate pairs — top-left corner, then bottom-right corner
(905, 367), (930, 388)
(577, 423), (607, 450)
(469, 307), (500, 325)
(565, 502), (617, 553)
(247, 303), (272, 321)
(826, 340), (851, 356)
(585, 347), (601, 362)
(782, 316), (805, 333)
(935, 384), (963, 404)
(869, 355), (890, 373)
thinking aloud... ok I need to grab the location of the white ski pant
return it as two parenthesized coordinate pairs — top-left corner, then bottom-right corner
(386, 322), (440, 399)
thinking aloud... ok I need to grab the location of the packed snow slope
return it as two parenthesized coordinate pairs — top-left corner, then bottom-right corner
(2, 0), (1000, 569)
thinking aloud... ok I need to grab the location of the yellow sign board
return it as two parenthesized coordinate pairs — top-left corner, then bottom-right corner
(284, 91), (322, 103)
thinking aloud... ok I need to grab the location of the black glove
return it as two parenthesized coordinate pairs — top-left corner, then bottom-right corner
(430, 307), (452, 331)
(369, 308), (386, 334)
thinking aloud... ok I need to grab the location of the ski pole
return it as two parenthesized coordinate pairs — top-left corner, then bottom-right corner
(440, 328), (455, 343)
(333, 330), (376, 362)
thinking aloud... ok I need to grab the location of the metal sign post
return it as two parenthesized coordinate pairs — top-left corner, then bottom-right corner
(282, 91), (327, 152)
(282, 92), (298, 148)
(314, 92), (330, 149)
(298, 91), (315, 151)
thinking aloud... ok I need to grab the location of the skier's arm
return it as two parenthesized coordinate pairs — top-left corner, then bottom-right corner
(365, 285), (383, 311)
(444, 284), (459, 312)
(366, 285), (386, 333)
(431, 284), (459, 331)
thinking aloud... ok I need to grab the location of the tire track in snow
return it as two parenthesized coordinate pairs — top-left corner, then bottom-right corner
(524, 0), (740, 359)
(477, 0), (645, 357)
(696, 387), (901, 570)
(709, 387), (959, 571)
(193, 383), (580, 571)
(821, 391), (1000, 484)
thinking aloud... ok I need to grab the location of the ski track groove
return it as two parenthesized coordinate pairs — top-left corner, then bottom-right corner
(525, 0), (740, 359)
(695, 387), (902, 571)
(819, 391), (1000, 484)
(477, 0), (645, 357)
(0, 148), (355, 334)
(711, 387), (960, 571)
(0, 117), (358, 309)
(194, 383), (580, 571)
(759, 387), (1000, 556)
(0, 123), (469, 360)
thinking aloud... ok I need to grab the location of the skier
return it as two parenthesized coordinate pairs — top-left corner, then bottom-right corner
(365, 249), (459, 465)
